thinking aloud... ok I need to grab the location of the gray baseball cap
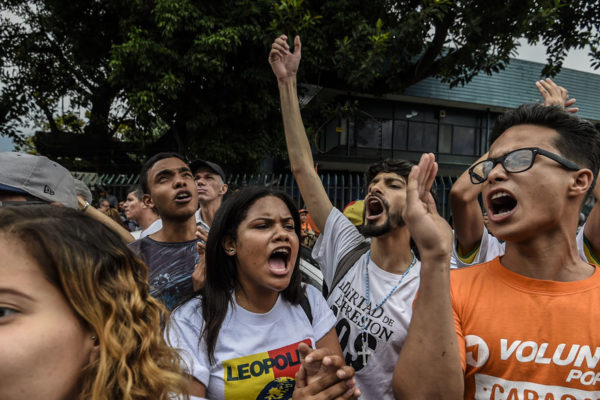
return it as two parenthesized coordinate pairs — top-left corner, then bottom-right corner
(0, 152), (78, 209)
(73, 178), (93, 204)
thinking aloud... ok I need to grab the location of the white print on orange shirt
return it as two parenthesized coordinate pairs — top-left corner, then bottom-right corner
(500, 339), (600, 370)
(474, 374), (600, 400)
(466, 335), (491, 368)
(466, 335), (600, 371)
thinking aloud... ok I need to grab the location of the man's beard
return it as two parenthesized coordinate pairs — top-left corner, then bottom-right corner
(362, 201), (405, 237)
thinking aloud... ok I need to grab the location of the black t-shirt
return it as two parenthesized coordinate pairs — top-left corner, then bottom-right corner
(129, 236), (199, 310)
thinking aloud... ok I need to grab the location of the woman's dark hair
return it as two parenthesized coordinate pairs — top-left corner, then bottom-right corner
(201, 186), (304, 362)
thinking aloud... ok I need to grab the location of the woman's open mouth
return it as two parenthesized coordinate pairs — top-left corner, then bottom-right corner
(268, 247), (291, 275)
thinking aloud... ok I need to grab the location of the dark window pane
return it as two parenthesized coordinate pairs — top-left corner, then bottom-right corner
(393, 120), (407, 150)
(382, 120), (393, 149)
(355, 119), (382, 148)
(408, 121), (437, 152)
(452, 126), (476, 155)
(438, 124), (452, 154)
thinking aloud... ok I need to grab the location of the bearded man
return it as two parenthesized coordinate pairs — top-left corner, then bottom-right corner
(270, 34), (426, 399)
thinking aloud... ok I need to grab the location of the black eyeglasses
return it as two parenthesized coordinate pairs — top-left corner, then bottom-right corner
(468, 147), (582, 184)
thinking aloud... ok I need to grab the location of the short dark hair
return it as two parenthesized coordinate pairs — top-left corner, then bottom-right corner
(139, 152), (187, 194)
(127, 184), (144, 201)
(365, 159), (414, 187)
(490, 104), (600, 187)
(201, 186), (304, 363)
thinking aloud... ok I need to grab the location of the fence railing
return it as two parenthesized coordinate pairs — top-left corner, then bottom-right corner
(72, 171), (457, 220)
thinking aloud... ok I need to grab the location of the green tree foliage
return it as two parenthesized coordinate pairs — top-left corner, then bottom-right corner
(1, 0), (598, 172)
(0, 0), (153, 170)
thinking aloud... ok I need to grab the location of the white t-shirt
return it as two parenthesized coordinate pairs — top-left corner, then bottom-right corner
(167, 285), (336, 400)
(312, 208), (421, 400)
(452, 224), (589, 268)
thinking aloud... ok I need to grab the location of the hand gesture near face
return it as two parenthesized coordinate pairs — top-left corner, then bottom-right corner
(269, 35), (301, 83)
(403, 153), (453, 262)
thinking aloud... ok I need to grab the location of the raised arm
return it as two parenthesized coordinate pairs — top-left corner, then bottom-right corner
(269, 35), (333, 231)
(393, 154), (463, 399)
(77, 195), (135, 243)
(450, 153), (487, 255)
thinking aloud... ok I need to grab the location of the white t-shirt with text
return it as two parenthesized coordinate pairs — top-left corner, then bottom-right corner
(167, 285), (335, 400)
(312, 208), (421, 400)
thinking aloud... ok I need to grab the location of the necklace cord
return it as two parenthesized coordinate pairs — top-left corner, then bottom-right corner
(359, 250), (416, 364)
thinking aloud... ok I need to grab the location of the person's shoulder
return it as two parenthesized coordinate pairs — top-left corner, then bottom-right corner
(128, 235), (150, 251)
(328, 207), (347, 224)
(321, 207), (366, 246)
(304, 283), (322, 301)
(171, 296), (204, 324)
(450, 257), (498, 285)
(128, 235), (154, 250)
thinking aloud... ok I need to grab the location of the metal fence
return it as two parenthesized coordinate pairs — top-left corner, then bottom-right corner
(72, 171), (457, 220)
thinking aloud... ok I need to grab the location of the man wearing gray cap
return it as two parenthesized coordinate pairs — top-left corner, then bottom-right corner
(189, 159), (228, 231)
(0, 152), (78, 208)
(0, 152), (135, 243)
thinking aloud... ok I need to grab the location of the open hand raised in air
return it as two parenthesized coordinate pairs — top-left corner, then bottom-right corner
(269, 35), (301, 83)
(536, 78), (578, 113)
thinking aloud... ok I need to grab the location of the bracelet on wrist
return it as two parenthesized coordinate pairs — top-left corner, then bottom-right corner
(81, 201), (90, 212)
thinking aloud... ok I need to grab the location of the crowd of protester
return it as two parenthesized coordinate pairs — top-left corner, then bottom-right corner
(1, 33), (600, 400)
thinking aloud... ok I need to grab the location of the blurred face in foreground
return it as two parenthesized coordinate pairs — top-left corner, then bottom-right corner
(0, 235), (97, 400)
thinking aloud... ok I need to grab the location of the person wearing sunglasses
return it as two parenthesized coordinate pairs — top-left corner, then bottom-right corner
(394, 103), (600, 399)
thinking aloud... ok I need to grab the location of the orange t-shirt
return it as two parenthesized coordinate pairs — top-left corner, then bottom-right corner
(451, 257), (600, 399)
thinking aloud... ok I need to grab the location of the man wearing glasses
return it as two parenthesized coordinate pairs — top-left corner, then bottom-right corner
(449, 79), (600, 269)
(394, 104), (600, 399)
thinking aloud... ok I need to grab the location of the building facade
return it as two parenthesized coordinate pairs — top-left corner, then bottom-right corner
(311, 58), (600, 177)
